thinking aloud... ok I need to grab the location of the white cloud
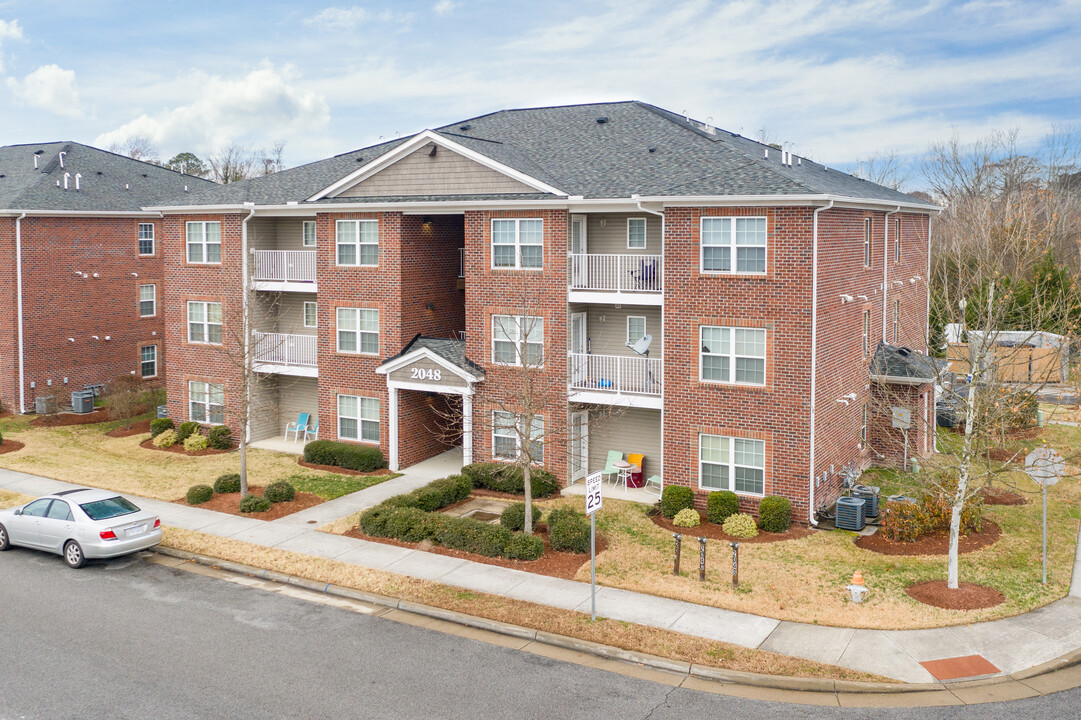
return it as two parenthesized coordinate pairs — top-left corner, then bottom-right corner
(433, 0), (457, 15)
(6, 64), (82, 118)
(302, 6), (413, 30)
(93, 63), (330, 156)
(0, 18), (24, 73)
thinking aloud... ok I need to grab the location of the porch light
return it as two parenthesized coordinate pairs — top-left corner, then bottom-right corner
(421, 216), (434, 234)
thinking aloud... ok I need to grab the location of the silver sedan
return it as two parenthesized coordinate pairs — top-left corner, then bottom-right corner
(0, 488), (162, 568)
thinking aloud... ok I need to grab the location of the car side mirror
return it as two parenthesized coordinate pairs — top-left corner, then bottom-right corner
(12, 508), (21, 516)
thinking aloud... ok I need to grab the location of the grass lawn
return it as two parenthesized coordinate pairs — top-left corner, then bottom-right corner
(0, 412), (394, 502)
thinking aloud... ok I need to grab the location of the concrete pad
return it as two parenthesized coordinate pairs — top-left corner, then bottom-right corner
(883, 626), (976, 663)
(759, 622), (855, 665)
(837, 630), (938, 684)
(159, 508), (232, 531)
(195, 515), (267, 538)
(1, 477), (79, 496)
(574, 586), (689, 629)
(381, 550), (470, 581)
(0, 469), (51, 488)
(439, 562), (532, 596)
(229, 523), (311, 547)
(1010, 602), (1081, 646)
(952, 618), (1077, 674)
(271, 531), (357, 559)
(1070, 522), (1081, 597)
(949, 680), (1041, 704)
(501, 574), (594, 611)
(667, 603), (781, 649)
(334, 541), (415, 570)
(837, 690), (963, 708)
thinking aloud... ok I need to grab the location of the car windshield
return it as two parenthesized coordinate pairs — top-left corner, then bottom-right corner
(79, 496), (140, 521)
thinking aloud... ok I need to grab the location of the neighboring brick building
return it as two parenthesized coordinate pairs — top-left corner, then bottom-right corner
(0, 142), (215, 413)
(150, 101), (937, 524)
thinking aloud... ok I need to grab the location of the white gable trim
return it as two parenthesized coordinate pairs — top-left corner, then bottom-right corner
(375, 346), (484, 383)
(307, 130), (568, 201)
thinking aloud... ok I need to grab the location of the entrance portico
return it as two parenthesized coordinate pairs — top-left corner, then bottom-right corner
(375, 336), (485, 472)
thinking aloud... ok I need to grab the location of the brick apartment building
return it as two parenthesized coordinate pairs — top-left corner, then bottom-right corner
(0, 142), (215, 413)
(149, 101), (938, 524)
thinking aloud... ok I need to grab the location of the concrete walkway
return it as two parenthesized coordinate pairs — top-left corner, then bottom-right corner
(3, 461), (1080, 684)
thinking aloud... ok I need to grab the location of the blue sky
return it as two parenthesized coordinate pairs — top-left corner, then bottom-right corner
(1, 0), (1079, 188)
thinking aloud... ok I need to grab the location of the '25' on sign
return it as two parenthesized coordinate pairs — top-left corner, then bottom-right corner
(411, 367), (442, 381)
(585, 476), (603, 515)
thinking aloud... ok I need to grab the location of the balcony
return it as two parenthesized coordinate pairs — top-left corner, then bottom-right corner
(253, 332), (318, 377)
(568, 353), (662, 408)
(568, 254), (662, 305)
(252, 250), (317, 291)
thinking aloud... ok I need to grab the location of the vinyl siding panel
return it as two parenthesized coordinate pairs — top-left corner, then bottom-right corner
(341, 144), (535, 197)
(278, 377), (320, 437)
(255, 293), (318, 336)
(584, 407), (662, 478)
(250, 376), (280, 442)
(580, 213), (663, 255)
(578, 306), (663, 357)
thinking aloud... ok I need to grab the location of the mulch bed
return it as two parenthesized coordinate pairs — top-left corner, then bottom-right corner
(139, 437), (232, 457)
(105, 418), (153, 438)
(856, 521), (1000, 556)
(342, 523), (605, 580)
(31, 409), (110, 426)
(177, 486), (324, 520)
(0, 439), (26, 455)
(296, 458), (396, 477)
(649, 509), (813, 544)
(981, 487), (1026, 505)
(905, 580), (1005, 610)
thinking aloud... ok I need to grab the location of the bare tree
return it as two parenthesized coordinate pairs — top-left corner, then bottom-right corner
(207, 143), (257, 185)
(852, 150), (909, 191)
(107, 136), (159, 163)
(259, 140), (287, 176)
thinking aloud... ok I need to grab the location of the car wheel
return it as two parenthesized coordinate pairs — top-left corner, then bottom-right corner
(0, 523), (9, 551)
(64, 540), (86, 568)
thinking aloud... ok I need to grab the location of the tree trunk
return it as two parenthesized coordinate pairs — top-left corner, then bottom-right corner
(240, 436), (248, 497)
(523, 463), (533, 535)
(949, 382), (977, 590)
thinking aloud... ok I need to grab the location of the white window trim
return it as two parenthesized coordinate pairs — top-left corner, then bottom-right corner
(140, 345), (158, 379)
(304, 301), (318, 328)
(490, 218), (544, 270)
(699, 216), (768, 275)
(491, 410), (544, 464)
(187, 301), (223, 345)
(188, 380), (224, 426)
(627, 316), (647, 344)
(697, 433), (766, 497)
(893, 219), (901, 263)
(337, 394), (380, 444)
(335, 219), (379, 267)
(627, 217), (647, 250)
(139, 284), (156, 318)
(491, 314), (544, 367)
(862, 309), (871, 355)
(861, 403), (868, 448)
(302, 220), (317, 248)
(138, 223), (155, 256)
(893, 300), (900, 344)
(336, 307), (379, 355)
(698, 325), (767, 386)
(186, 221), (222, 265)
(863, 218), (872, 268)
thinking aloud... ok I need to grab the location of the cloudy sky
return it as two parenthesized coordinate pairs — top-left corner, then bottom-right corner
(0, 0), (1078, 187)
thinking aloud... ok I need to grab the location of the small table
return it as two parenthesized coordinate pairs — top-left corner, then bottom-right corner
(613, 460), (641, 491)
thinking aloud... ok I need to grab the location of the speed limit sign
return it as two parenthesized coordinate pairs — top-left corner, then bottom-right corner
(585, 473), (603, 515)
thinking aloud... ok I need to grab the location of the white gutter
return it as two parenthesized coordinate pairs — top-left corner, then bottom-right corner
(15, 213), (26, 413)
(241, 206), (255, 443)
(0, 210), (163, 218)
(808, 199), (834, 526)
(882, 206), (901, 342)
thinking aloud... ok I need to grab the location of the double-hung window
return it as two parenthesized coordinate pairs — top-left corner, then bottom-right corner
(627, 316), (646, 344)
(863, 218), (872, 267)
(627, 218), (647, 249)
(302, 220), (317, 248)
(492, 411), (543, 463)
(138, 223), (155, 256)
(189, 381), (224, 424)
(862, 310), (871, 355)
(140, 345), (157, 378)
(893, 219), (901, 263)
(699, 434), (765, 495)
(336, 219), (378, 266)
(336, 308), (379, 354)
(186, 221), (221, 264)
(304, 302), (318, 328)
(700, 326), (766, 385)
(492, 315), (543, 366)
(188, 301), (223, 344)
(491, 218), (543, 269)
(338, 395), (379, 443)
(139, 284), (156, 317)
(701, 217), (766, 274)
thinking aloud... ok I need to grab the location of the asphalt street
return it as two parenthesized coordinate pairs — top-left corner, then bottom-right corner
(1, 547), (1079, 720)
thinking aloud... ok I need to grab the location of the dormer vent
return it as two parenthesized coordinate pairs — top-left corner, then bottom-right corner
(459, 124), (471, 131)
(596, 116), (609, 124)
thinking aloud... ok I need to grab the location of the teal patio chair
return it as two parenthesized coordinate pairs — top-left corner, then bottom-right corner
(285, 412), (310, 443)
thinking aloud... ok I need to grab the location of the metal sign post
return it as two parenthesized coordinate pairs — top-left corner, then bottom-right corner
(585, 472), (603, 620)
(698, 537), (707, 581)
(1025, 448), (1064, 584)
(730, 541), (740, 587)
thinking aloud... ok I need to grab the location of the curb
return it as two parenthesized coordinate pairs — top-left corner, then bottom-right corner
(152, 546), (1080, 697)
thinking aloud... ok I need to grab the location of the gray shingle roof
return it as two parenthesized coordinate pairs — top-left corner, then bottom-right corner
(0, 142), (217, 212)
(163, 101), (938, 209)
(381, 335), (485, 379)
(870, 342), (945, 383)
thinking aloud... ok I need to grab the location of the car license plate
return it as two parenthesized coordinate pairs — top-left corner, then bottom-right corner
(127, 525), (146, 537)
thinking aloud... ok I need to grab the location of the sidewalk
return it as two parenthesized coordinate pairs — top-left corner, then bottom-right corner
(3, 459), (1080, 684)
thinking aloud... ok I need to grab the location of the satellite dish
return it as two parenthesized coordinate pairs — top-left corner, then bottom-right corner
(627, 334), (653, 356)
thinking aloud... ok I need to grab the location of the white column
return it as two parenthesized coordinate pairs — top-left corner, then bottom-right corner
(462, 391), (473, 466)
(388, 386), (399, 471)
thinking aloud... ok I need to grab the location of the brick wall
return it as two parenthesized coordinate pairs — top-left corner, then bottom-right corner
(400, 214), (465, 340)
(0, 217), (16, 411)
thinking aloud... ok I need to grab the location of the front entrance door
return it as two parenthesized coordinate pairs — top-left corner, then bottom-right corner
(569, 410), (589, 481)
(570, 312), (587, 386)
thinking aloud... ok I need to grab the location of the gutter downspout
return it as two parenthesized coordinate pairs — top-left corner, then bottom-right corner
(15, 212), (26, 413)
(882, 206), (901, 343)
(635, 197), (666, 488)
(808, 200), (834, 526)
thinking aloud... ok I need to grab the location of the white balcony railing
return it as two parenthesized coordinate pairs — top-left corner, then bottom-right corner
(253, 332), (318, 367)
(458, 247), (465, 278)
(568, 353), (662, 396)
(252, 250), (317, 283)
(569, 254), (662, 293)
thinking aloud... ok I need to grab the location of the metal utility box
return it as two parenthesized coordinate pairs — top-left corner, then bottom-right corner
(835, 497), (867, 531)
(156, 405), (169, 419)
(34, 396), (57, 415)
(852, 485), (881, 517)
(71, 390), (95, 414)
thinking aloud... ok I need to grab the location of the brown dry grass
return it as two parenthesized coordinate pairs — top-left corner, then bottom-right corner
(0, 490), (32, 509)
(160, 526), (888, 682)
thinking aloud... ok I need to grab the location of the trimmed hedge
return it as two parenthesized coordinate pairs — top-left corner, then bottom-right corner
(758, 496), (791, 533)
(150, 418), (175, 438)
(186, 484), (213, 505)
(500, 502), (542, 532)
(707, 490), (739, 525)
(461, 463), (559, 497)
(383, 474), (472, 512)
(503, 533), (545, 561)
(673, 508), (701, 528)
(723, 513), (759, 539)
(153, 429), (178, 448)
(183, 433), (208, 452)
(549, 512), (590, 553)
(176, 421), (201, 443)
(545, 507), (580, 529)
(660, 485), (695, 518)
(239, 494), (271, 513)
(214, 473), (241, 494)
(206, 425), (233, 450)
(881, 487), (983, 543)
(304, 440), (387, 472)
(265, 481), (296, 504)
